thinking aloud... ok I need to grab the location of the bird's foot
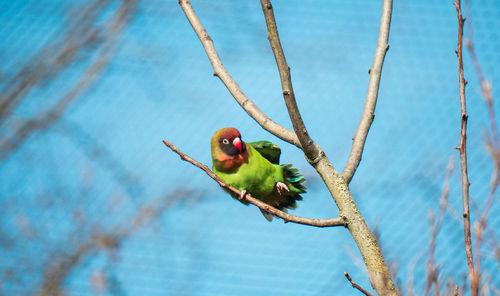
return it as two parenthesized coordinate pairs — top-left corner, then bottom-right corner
(275, 182), (289, 195)
(238, 189), (247, 201)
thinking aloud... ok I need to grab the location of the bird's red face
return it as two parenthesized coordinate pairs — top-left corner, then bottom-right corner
(218, 127), (246, 156)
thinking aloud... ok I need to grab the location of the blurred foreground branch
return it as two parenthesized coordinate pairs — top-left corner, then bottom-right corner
(463, 0), (500, 293)
(56, 120), (143, 197)
(0, 0), (139, 162)
(38, 189), (198, 296)
(425, 157), (454, 296)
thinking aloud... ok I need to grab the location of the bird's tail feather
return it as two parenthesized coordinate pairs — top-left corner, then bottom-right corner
(281, 164), (307, 193)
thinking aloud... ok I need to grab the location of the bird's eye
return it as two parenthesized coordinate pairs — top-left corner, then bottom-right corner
(222, 139), (229, 144)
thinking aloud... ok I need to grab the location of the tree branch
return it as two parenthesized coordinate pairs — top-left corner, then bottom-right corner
(0, 0), (108, 124)
(162, 140), (346, 228)
(179, 1), (397, 294)
(344, 272), (374, 296)
(258, 1), (396, 294)
(341, 0), (393, 183)
(453, 1), (476, 296)
(259, 0), (320, 164)
(0, 46), (112, 162)
(39, 190), (193, 296)
(178, 0), (300, 148)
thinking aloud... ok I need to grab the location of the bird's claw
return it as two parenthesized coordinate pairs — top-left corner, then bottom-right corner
(238, 189), (247, 200)
(275, 182), (289, 195)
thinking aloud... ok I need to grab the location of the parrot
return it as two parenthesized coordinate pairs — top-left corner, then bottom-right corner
(211, 127), (306, 221)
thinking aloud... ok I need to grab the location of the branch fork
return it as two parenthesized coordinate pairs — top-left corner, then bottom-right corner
(176, 0), (396, 294)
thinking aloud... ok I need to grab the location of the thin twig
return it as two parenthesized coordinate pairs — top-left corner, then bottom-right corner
(178, 0), (300, 148)
(466, 38), (500, 172)
(435, 279), (442, 296)
(162, 140), (346, 228)
(426, 209), (441, 296)
(464, 1), (500, 174)
(341, 0), (393, 183)
(464, 4), (499, 151)
(407, 251), (424, 296)
(344, 272), (374, 296)
(465, 20), (500, 293)
(453, 1), (476, 295)
(426, 157), (454, 296)
(472, 172), (498, 293)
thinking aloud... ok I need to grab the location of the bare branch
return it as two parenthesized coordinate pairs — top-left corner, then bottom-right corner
(258, 1), (396, 293)
(341, 0), (393, 183)
(0, 47), (111, 162)
(426, 157), (454, 296)
(344, 272), (374, 296)
(162, 140), (345, 228)
(407, 252), (424, 296)
(453, 1), (476, 295)
(39, 190), (192, 296)
(472, 164), (498, 296)
(259, 0), (320, 164)
(258, 1), (396, 294)
(38, 241), (95, 296)
(0, 0), (138, 162)
(178, 0), (300, 148)
(179, 1), (397, 294)
(464, 12), (500, 175)
(0, 0), (107, 123)
(465, 17), (500, 294)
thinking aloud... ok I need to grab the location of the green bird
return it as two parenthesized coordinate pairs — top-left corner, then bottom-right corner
(211, 127), (306, 221)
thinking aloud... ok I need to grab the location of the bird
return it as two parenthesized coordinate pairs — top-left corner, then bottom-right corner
(211, 127), (306, 221)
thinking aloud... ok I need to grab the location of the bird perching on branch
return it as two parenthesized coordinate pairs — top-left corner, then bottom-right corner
(211, 127), (306, 221)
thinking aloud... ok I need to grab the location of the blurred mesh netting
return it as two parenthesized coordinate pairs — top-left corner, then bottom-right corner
(0, 0), (499, 295)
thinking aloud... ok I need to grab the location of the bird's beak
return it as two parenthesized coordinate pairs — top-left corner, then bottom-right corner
(233, 137), (242, 152)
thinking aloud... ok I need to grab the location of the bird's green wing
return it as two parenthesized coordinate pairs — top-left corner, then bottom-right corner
(248, 141), (281, 164)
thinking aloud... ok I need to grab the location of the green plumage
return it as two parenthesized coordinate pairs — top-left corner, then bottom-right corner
(211, 128), (306, 221)
(247, 141), (281, 164)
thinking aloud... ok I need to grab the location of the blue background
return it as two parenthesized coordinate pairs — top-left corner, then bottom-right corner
(0, 0), (499, 295)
